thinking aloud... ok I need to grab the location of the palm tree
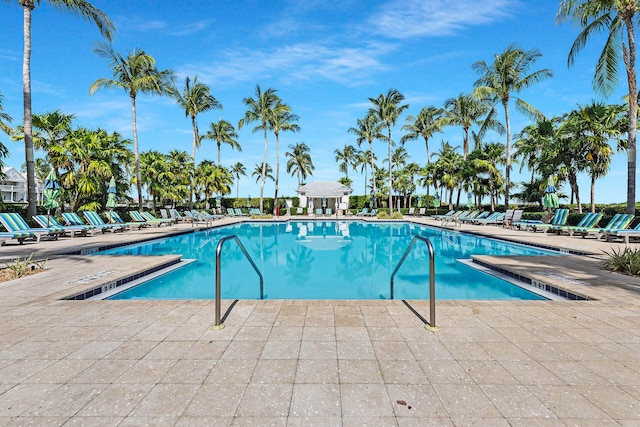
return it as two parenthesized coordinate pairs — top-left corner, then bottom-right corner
(140, 150), (170, 209)
(269, 102), (299, 214)
(513, 116), (559, 182)
(90, 43), (176, 211)
(354, 149), (376, 196)
(334, 144), (356, 180)
(472, 44), (553, 210)
(401, 106), (445, 163)
(252, 162), (274, 184)
(239, 85), (280, 213)
(203, 120), (241, 166)
(8, 0), (114, 217)
(165, 150), (193, 207)
(174, 76), (221, 162)
(230, 162), (247, 199)
(368, 89), (409, 214)
(557, 1), (639, 214)
(348, 113), (384, 205)
(285, 142), (314, 187)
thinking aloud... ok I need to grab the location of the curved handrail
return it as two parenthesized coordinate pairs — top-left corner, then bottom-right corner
(212, 235), (264, 329)
(390, 235), (438, 330)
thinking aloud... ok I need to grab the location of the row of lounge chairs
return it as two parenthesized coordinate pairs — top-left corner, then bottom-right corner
(432, 209), (520, 226)
(356, 208), (378, 217)
(0, 208), (224, 245)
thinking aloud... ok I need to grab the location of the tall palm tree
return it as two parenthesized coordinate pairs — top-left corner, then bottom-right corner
(400, 106), (445, 163)
(513, 116), (559, 182)
(472, 44), (553, 210)
(334, 145), (356, 180)
(90, 43), (176, 211)
(348, 113), (384, 204)
(368, 89), (409, 214)
(8, 0), (114, 217)
(174, 76), (221, 162)
(557, 0), (639, 214)
(140, 150), (170, 209)
(239, 85), (280, 213)
(269, 102), (299, 214)
(230, 162), (247, 199)
(165, 150), (192, 207)
(203, 120), (241, 166)
(285, 142), (314, 187)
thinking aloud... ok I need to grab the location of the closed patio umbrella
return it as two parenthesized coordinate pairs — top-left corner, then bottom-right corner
(542, 176), (559, 211)
(466, 192), (473, 209)
(106, 176), (117, 219)
(417, 195), (422, 208)
(43, 169), (60, 226)
(433, 193), (440, 215)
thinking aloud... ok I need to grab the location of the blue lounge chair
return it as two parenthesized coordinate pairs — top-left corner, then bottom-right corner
(106, 211), (143, 230)
(473, 212), (505, 225)
(356, 208), (369, 216)
(514, 208), (569, 232)
(129, 211), (161, 227)
(83, 211), (127, 232)
(0, 231), (32, 245)
(573, 213), (634, 239)
(551, 212), (603, 236)
(33, 214), (91, 237)
(140, 211), (175, 225)
(605, 222), (640, 244)
(0, 212), (61, 242)
(460, 211), (490, 223)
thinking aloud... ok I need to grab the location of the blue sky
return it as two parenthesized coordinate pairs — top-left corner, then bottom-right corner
(0, 0), (632, 204)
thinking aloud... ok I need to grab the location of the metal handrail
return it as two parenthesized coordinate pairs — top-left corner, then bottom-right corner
(211, 235), (263, 330)
(390, 235), (438, 331)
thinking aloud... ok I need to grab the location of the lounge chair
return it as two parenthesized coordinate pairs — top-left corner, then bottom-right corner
(550, 212), (603, 236)
(363, 208), (378, 217)
(61, 212), (112, 233)
(460, 211), (490, 223)
(573, 213), (634, 239)
(0, 231), (33, 245)
(169, 209), (190, 223)
(33, 214), (91, 237)
(106, 211), (143, 230)
(314, 208), (323, 217)
(140, 210), (175, 225)
(431, 210), (456, 220)
(325, 208), (333, 216)
(356, 208), (369, 216)
(504, 209), (523, 228)
(473, 212), (505, 225)
(0, 212), (62, 242)
(234, 208), (249, 217)
(605, 222), (640, 244)
(128, 211), (162, 227)
(514, 208), (569, 232)
(418, 207), (426, 216)
(83, 211), (127, 232)
(407, 207), (415, 216)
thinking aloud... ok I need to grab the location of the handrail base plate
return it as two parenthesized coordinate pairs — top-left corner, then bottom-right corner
(210, 324), (226, 331)
(424, 325), (440, 332)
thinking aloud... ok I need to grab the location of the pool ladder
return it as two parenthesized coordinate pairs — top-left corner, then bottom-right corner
(211, 235), (263, 330)
(390, 235), (439, 331)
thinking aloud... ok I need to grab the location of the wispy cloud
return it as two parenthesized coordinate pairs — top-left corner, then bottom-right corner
(179, 41), (394, 87)
(120, 17), (209, 36)
(368, 0), (517, 39)
(169, 20), (211, 36)
(0, 49), (19, 62)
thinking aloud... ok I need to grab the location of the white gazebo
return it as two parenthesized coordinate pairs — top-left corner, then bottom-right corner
(296, 181), (352, 213)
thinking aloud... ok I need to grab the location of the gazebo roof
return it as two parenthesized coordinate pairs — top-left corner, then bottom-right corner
(296, 181), (352, 198)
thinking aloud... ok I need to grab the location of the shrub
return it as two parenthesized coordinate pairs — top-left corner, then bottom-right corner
(391, 212), (404, 219)
(603, 247), (640, 276)
(377, 211), (390, 219)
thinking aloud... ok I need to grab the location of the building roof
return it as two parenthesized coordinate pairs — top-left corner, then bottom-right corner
(296, 181), (352, 197)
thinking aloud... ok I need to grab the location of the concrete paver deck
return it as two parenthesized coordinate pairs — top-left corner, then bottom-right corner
(0, 216), (639, 425)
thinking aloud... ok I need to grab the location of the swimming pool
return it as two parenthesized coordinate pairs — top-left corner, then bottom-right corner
(96, 221), (559, 300)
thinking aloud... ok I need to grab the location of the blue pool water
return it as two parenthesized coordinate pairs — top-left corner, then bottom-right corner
(98, 221), (558, 300)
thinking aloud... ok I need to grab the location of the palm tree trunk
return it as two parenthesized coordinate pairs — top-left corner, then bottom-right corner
(463, 127), (469, 160)
(590, 174), (596, 213)
(218, 143), (221, 167)
(273, 132), (280, 215)
(625, 16), (637, 215)
(424, 136), (430, 164)
(369, 142), (376, 208)
(260, 127), (267, 213)
(503, 100), (512, 211)
(388, 127), (393, 215)
(190, 115), (198, 210)
(23, 4), (37, 218)
(131, 95), (143, 211)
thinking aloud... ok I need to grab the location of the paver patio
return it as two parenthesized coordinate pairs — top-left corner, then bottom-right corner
(0, 216), (639, 425)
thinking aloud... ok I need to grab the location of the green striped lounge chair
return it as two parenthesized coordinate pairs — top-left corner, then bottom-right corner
(605, 221), (640, 244)
(472, 212), (504, 225)
(573, 213), (634, 239)
(515, 208), (569, 232)
(83, 211), (126, 232)
(0, 231), (32, 245)
(460, 211), (490, 223)
(0, 212), (61, 242)
(33, 214), (91, 237)
(140, 211), (174, 225)
(129, 211), (161, 227)
(356, 208), (369, 216)
(106, 211), (144, 230)
(551, 212), (603, 236)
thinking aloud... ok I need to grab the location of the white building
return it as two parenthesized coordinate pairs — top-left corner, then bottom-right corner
(296, 181), (352, 212)
(1, 167), (43, 203)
